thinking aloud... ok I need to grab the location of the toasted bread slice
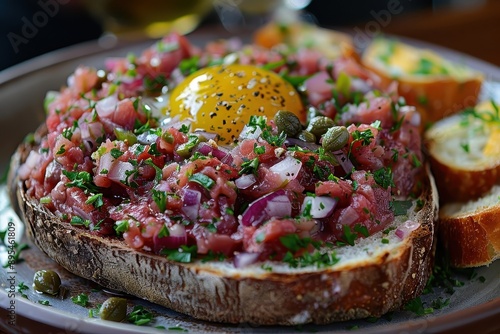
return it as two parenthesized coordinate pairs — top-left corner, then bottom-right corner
(253, 21), (357, 60)
(439, 185), (500, 268)
(425, 100), (500, 203)
(9, 126), (439, 325)
(362, 38), (483, 128)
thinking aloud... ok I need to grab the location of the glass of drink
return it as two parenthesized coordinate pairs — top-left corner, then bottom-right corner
(84, 0), (214, 38)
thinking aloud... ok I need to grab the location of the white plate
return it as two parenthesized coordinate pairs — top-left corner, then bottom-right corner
(0, 29), (499, 334)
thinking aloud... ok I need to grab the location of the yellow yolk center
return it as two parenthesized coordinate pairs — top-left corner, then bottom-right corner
(168, 64), (305, 144)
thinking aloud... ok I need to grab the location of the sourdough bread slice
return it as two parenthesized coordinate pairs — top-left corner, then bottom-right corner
(9, 129), (438, 325)
(439, 185), (500, 268)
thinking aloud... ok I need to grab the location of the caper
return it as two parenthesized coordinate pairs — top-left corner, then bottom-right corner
(298, 130), (316, 143)
(322, 126), (349, 152)
(306, 116), (336, 138)
(100, 297), (127, 322)
(274, 110), (302, 137)
(33, 270), (61, 295)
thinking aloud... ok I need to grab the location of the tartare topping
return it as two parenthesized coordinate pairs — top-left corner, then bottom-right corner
(20, 32), (424, 267)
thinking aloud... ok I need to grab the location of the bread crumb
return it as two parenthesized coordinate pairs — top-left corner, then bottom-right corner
(289, 310), (310, 324)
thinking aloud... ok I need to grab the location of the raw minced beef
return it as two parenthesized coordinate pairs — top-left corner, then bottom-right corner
(19, 32), (424, 265)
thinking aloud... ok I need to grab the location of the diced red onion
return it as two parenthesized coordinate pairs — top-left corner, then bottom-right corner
(333, 150), (354, 174)
(350, 78), (372, 94)
(240, 189), (292, 226)
(301, 196), (337, 219)
(233, 252), (260, 268)
(153, 224), (187, 253)
(96, 95), (119, 118)
(400, 105), (421, 127)
(239, 125), (262, 140)
(97, 152), (113, 176)
(284, 138), (320, 151)
(339, 206), (359, 226)
(269, 156), (302, 184)
(304, 71), (332, 105)
(235, 174), (256, 189)
(182, 189), (201, 221)
(107, 160), (135, 184)
(137, 132), (159, 145)
(395, 220), (420, 240)
(195, 142), (233, 164)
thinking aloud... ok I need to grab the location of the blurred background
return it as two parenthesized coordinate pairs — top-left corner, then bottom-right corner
(0, 0), (499, 71)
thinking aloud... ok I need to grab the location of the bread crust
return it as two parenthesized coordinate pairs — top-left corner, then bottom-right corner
(9, 129), (439, 325)
(440, 201), (500, 268)
(427, 153), (500, 204)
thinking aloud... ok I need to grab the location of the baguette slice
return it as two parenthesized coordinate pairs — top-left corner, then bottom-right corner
(9, 126), (438, 325)
(425, 100), (500, 204)
(253, 21), (357, 60)
(439, 185), (500, 268)
(362, 38), (483, 128)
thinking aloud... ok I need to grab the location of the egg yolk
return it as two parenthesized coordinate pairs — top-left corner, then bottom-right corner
(168, 64), (305, 144)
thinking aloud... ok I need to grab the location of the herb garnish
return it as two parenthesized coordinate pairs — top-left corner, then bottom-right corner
(161, 245), (198, 263)
(389, 200), (413, 216)
(152, 189), (168, 212)
(239, 157), (259, 175)
(282, 250), (339, 269)
(279, 234), (321, 253)
(188, 173), (215, 190)
(71, 293), (89, 307)
(127, 305), (154, 326)
(373, 167), (395, 189)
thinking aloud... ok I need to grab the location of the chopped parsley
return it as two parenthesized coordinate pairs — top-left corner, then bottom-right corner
(38, 300), (51, 306)
(71, 293), (89, 307)
(262, 129), (287, 147)
(85, 193), (104, 208)
(351, 128), (374, 146)
(188, 173), (215, 190)
(373, 167), (395, 189)
(114, 220), (129, 234)
(127, 305), (154, 326)
(161, 245), (197, 263)
(353, 224), (369, 237)
(152, 189), (167, 212)
(179, 56), (200, 75)
(341, 224), (357, 246)
(279, 234), (321, 253)
(17, 282), (29, 299)
(110, 148), (124, 159)
(63, 170), (100, 194)
(70, 215), (91, 228)
(239, 157), (259, 175)
(404, 297), (433, 316)
(282, 250), (339, 269)
(157, 225), (170, 238)
(56, 144), (66, 155)
(390, 200), (413, 216)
